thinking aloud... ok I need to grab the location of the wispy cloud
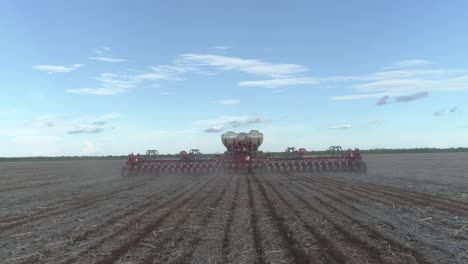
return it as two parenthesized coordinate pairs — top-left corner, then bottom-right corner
(136, 64), (199, 81)
(433, 109), (445, 116)
(66, 73), (138, 95)
(272, 89), (285, 93)
(67, 112), (119, 134)
(20, 115), (60, 128)
(67, 62), (195, 95)
(328, 63), (468, 101)
(213, 46), (232, 51)
(136, 73), (167, 80)
(376, 95), (390, 105)
(178, 53), (308, 78)
(33, 64), (84, 73)
(387, 59), (433, 68)
(374, 92), (429, 106)
(42, 120), (55, 127)
(395, 91), (429, 102)
(204, 127), (224, 133)
(239, 77), (318, 88)
(96, 73), (136, 89)
(94, 47), (111, 54)
(65, 88), (125, 95)
(331, 93), (385, 101)
(245, 117), (266, 124)
(328, 124), (352, 130)
(89, 47), (125, 63)
(91, 120), (107, 126)
(433, 106), (458, 116)
(196, 115), (268, 133)
(68, 52), (313, 94)
(217, 99), (240, 105)
(89, 56), (125, 62)
(67, 127), (106, 134)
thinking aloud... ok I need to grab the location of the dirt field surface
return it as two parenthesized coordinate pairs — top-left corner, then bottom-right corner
(1, 153), (467, 264)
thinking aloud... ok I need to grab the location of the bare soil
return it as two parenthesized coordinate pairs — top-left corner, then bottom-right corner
(0, 153), (467, 263)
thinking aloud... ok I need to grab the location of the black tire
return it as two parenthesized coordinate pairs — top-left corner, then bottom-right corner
(352, 160), (362, 173)
(361, 162), (368, 174)
(320, 161), (327, 173)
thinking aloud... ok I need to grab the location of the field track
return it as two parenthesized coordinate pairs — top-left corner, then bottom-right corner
(0, 154), (467, 263)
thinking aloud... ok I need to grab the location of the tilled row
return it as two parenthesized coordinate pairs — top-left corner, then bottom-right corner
(2, 171), (466, 264)
(0, 177), (150, 229)
(3, 174), (206, 263)
(298, 175), (468, 258)
(60, 173), (218, 264)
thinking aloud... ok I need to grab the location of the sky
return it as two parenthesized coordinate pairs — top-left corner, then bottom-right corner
(1, 0), (468, 156)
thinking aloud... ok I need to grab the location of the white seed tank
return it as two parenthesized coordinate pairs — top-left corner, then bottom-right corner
(237, 132), (249, 144)
(221, 130), (263, 148)
(247, 130), (263, 146)
(221, 131), (237, 148)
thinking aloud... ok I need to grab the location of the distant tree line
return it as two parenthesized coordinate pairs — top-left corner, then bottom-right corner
(0, 147), (467, 162)
(361, 147), (468, 154)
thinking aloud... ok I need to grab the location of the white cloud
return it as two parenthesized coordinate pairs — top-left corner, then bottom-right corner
(96, 73), (136, 89)
(330, 93), (386, 101)
(394, 91), (429, 102)
(150, 65), (196, 75)
(328, 124), (352, 129)
(135, 64), (198, 81)
(65, 88), (125, 95)
(376, 95), (389, 105)
(18, 115), (62, 128)
(194, 115), (248, 127)
(328, 65), (468, 101)
(272, 89), (285, 93)
(68, 127), (106, 134)
(136, 73), (167, 80)
(67, 52), (312, 95)
(433, 109), (446, 116)
(89, 47), (125, 62)
(217, 99), (240, 105)
(82, 140), (99, 154)
(239, 77), (318, 88)
(89, 56), (125, 62)
(213, 46), (232, 51)
(66, 112), (119, 134)
(388, 59), (433, 68)
(66, 73), (138, 95)
(178, 53), (308, 78)
(204, 127), (224, 133)
(33, 64), (84, 73)
(355, 76), (468, 93)
(195, 115), (268, 132)
(94, 47), (111, 54)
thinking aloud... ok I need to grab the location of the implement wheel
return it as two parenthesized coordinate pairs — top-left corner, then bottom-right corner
(361, 162), (368, 174)
(353, 160), (366, 173)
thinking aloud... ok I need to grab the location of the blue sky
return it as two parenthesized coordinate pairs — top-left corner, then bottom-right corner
(1, 0), (468, 156)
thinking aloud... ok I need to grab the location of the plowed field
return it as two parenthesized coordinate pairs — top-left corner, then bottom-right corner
(1, 153), (467, 263)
